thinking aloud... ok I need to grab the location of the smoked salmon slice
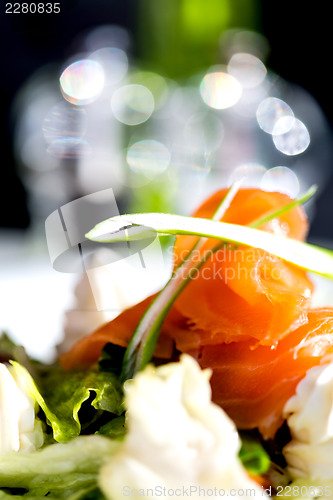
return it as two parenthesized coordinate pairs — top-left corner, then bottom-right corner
(173, 250), (313, 346)
(173, 188), (313, 345)
(199, 308), (333, 439)
(59, 295), (175, 370)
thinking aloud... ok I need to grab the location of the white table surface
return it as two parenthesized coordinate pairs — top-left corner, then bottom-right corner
(0, 228), (172, 362)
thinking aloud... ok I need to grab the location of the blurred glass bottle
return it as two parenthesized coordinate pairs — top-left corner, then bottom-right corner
(137, 0), (260, 79)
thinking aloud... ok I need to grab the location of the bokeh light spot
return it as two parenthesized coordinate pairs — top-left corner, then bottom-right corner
(42, 102), (87, 143)
(272, 118), (310, 155)
(227, 53), (267, 89)
(256, 97), (294, 134)
(47, 137), (92, 159)
(260, 166), (300, 197)
(220, 29), (270, 62)
(90, 47), (128, 86)
(60, 59), (105, 106)
(111, 84), (154, 125)
(200, 71), (242, 109)
(126, 140), (170, 178)
(128, 71), (170, 111)
(42, 102), (90, 159)
(228, 163), (267, 187)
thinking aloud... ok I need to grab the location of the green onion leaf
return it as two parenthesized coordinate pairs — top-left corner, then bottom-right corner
(239, 434), (271, 475)
(120, 182), (244, 380)
(86, 191), (332, 281)
(249, 184), (317, 229)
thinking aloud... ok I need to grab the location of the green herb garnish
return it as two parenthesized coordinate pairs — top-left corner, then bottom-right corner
(86, 186), (330, 280)
(11, 362), (123, 442)
(239, 434), (271, 475)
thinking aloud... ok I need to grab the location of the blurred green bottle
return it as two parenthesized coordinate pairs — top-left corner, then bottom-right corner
(137, 0), (261, 79)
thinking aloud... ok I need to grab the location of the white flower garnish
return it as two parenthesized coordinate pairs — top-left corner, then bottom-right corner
(0, 363), (44, 453)
(99, 355), (263, 499)
(283, 362), (333, 479)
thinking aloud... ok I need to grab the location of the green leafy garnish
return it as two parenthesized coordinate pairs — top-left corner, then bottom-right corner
(11, 362), (123, 442)
(0, 435), (117, 498)
(96, 414), (126, 440)
(239, 434), (271, 475)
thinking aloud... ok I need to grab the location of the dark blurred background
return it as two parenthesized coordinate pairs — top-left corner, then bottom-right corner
(0, 0), (332, 239)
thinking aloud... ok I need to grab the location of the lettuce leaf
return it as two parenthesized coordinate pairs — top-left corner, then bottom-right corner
(11, 362), (124, 442)
(0, 488), (104, 500)
(96, 414), (126, 440)
(0, 435), (117, 498)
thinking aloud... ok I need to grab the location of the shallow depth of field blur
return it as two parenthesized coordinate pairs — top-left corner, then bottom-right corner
(1, 0), (333, 361)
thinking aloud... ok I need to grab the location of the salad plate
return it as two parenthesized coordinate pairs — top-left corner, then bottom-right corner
(2, 184), (333, 499)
